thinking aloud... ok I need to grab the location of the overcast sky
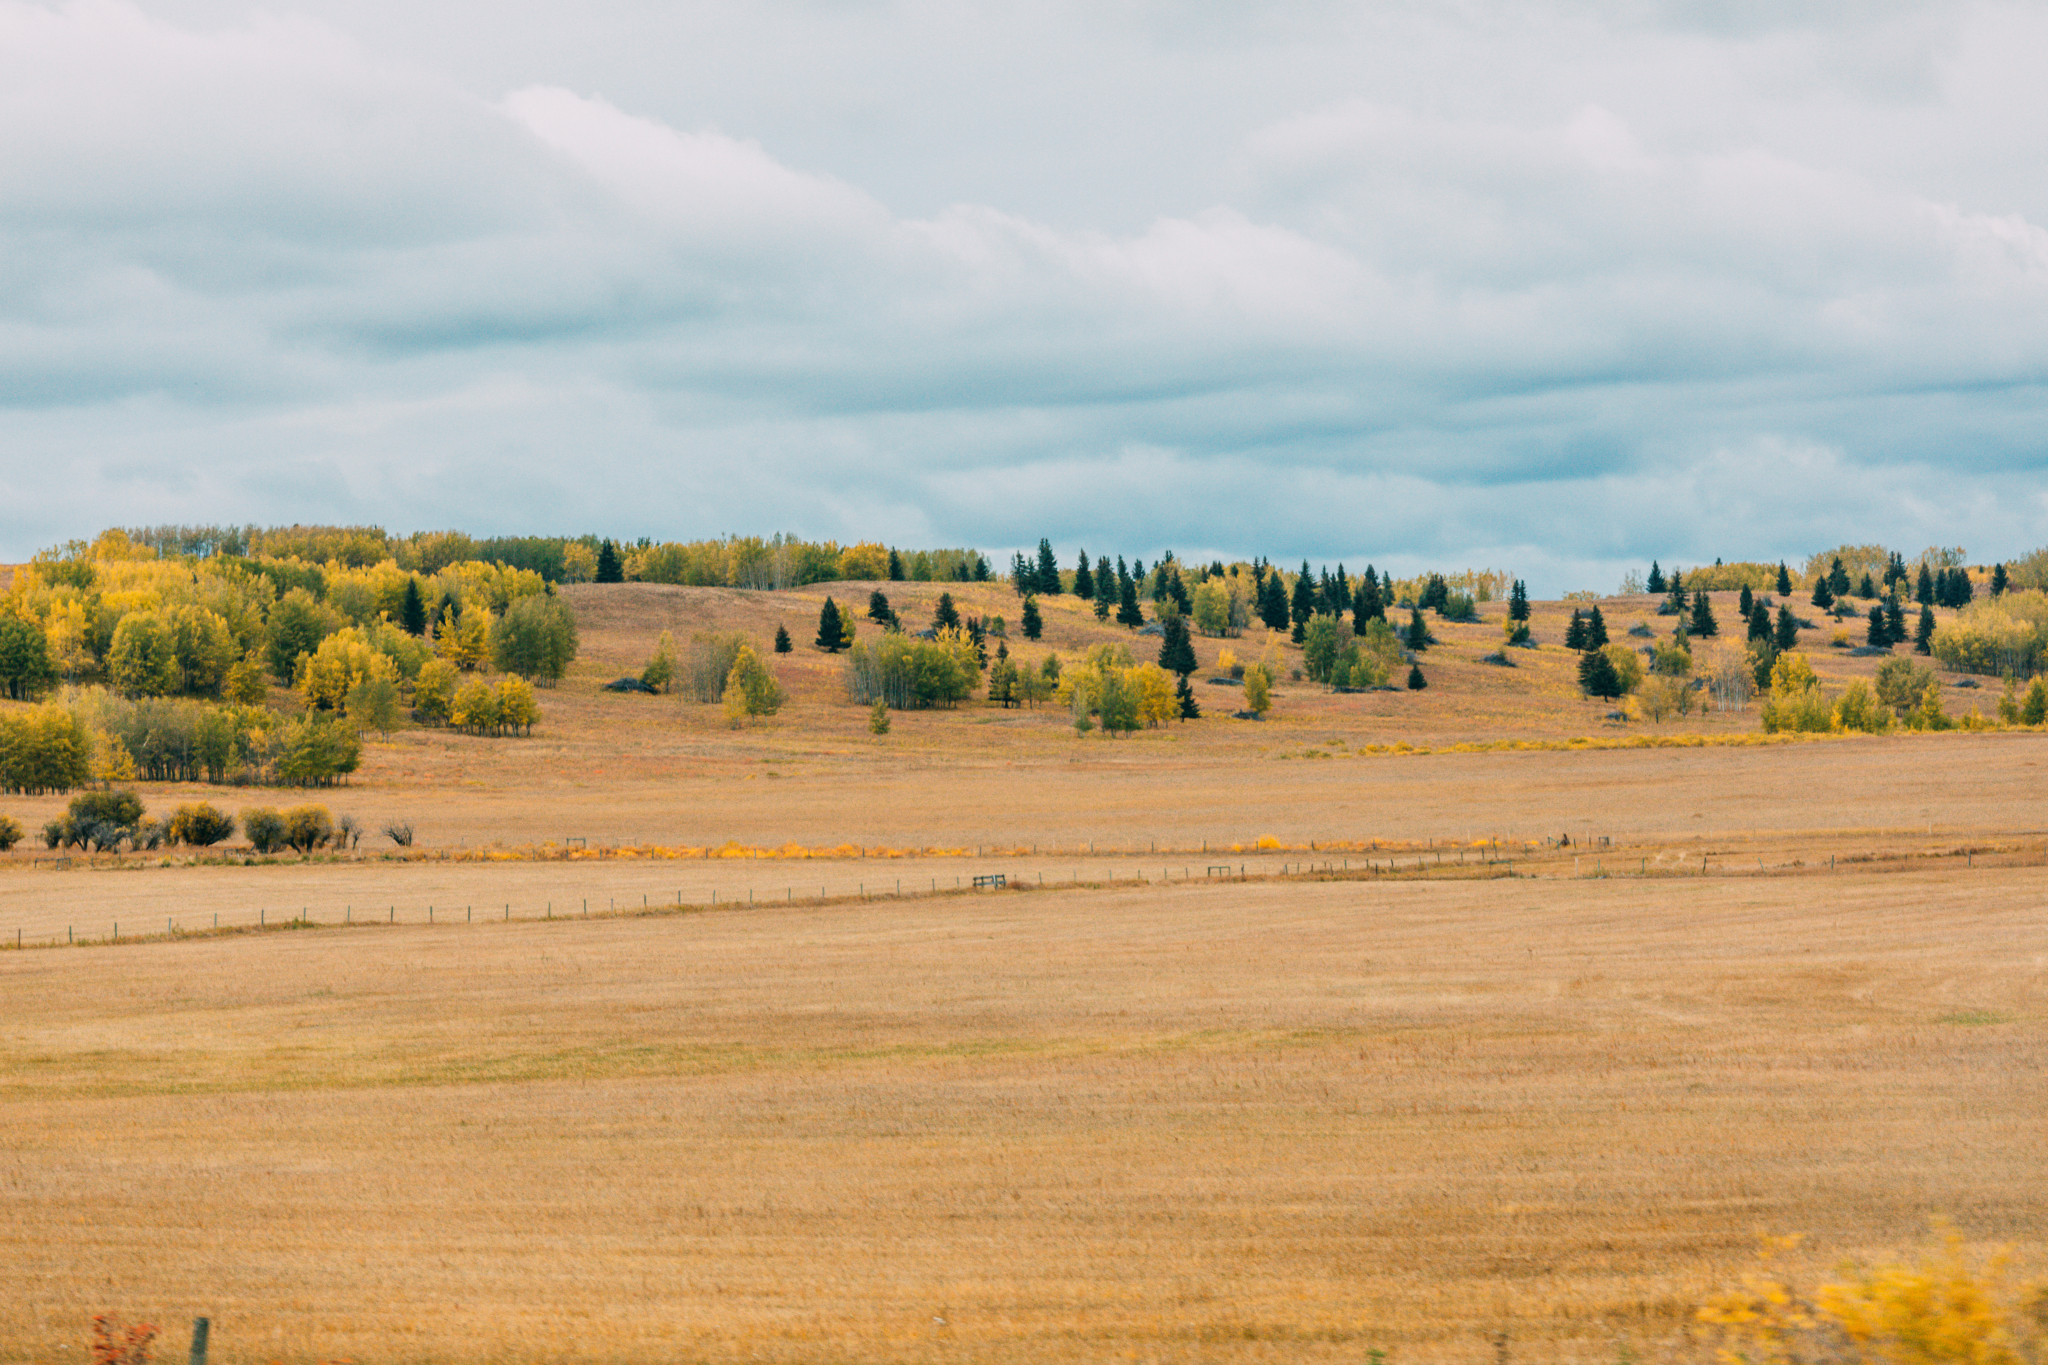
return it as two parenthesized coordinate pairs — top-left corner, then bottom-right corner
(3, 0), (2044, 591)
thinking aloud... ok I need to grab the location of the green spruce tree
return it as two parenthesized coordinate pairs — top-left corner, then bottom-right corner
(815, 597), (847, 652)
(1774, 605), (1799, 652)
(1406, 664), (1427, 690)
(1883, 594), (1906, 645)
(1812, 576), (1834, 609)
(1072, 552), (1093, 600)
(1689, 590), (1718, 638)
(1021, 594), (1043, 640)
(1866, 606), (1889, 648)
(1646, 561), (1666, 594)
(1914, 604), (1936, 655)
(400, 577), (427, 636)
(1915, 562), (1935, 605)
(1175, 673), (1201, 720)
(1578, 647), (1622, 699)
(1508, 579), (1530, 622)
(1117, 573), (1145, 630)
(1035, 539), (1061, 595)
(1564, 609), (1587, 651)
(1158, 615), (1197, 677)
(1290, 561), (1316, 628)
(1405, 608), (1431, 652)
(1739, 584), (1754, 621)
(1992, 563), (2009, 596)
(888, 549), (905, 581)
(774, 624), (792, 654)
(1776, 562), (1792, 595)
(933, 592), (960, 632)
(1585, 606), (1609, 649)
(595, 539), (624, 583)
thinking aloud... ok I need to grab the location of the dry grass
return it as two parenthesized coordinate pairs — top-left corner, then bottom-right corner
(2, 580), (2043, 1364)
(2, 870), (2044, 1363)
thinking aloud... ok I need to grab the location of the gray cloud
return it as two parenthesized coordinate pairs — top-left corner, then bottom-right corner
(1, 0), (2045, 592)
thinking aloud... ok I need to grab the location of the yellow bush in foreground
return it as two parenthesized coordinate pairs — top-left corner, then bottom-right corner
(1696, 1225), (2048, 1365)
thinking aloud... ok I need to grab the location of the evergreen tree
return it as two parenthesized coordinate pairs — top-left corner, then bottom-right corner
(1774, 605), (1799, 652)
(1354, 576), (1385, 630)
(1036, 539), (1061, 595)
(1883, 594), (1906, 645)
(1072, 552), (1093, 601)
(1827, 558), (1849, 596)
(1866, 606), (1889, 648)
(1175, 672), (1201, 719)
(1021, 594), (1043, 640)
(975, 554), (992, 582)
(1158, 615), (1197, 677)
(400, 577), (427, 636)
(595, 539), (624, 583)
(1689, 590), (1719, 637)
(888, 549), (905, 581)
(1747, 601), (1770, 642)
(1330, 564), (1350, 615)
(868, 589), (895, 625)
(1585, 606), (1610, 649)
(1564, 609), (1587, 651)
(1117, 574), (1145, 629)
(1738, 584), (1754, 620)
(1407, 664), (1427, 691)
(1259, 572), (1290, 631)
(1885, 551), (1908, 592)
(1646, 561), (1666, 594)
(933, 592), (960, 632)
(1010, 552), (1032, 593)
(1992, 563), (2009, 596)
(1946, 567), (1973, 608)
(1405, 608), (1431, 652)
(1290, 561), (1316, 627)
(1776, 562), (1792, 595)
(1915, 561), (1935, 605)
(1668, 568), (1684, 595)
(1508, 579), (1530, 622)
(773, 624), (792, 654)
(1421, 574), (1449, 611)
(1812, 576), (1834, 609)
(1665, 575), (1688, 617)
(1914, 604), (1936, 655)
(1093, 557), (1114, 620)
(815, 597), (848, 652)
(1578, 648), (1622, 698)
(1856, 572), (1877, 600)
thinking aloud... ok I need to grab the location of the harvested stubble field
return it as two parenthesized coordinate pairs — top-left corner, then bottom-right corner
(2, 579), (2046, 1363)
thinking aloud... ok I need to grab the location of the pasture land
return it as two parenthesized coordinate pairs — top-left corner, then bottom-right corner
(3, 867), (2044, 1364)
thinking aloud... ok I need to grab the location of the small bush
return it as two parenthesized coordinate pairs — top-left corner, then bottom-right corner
(0, 814), (21, 852)
(168, 803), (235, 848)
(335, 814), (363, 849)
(868, 698), (890, 734)
(282, 805), (333, 852)
(241, 807), (288, 854)
(383, 819), (415, 848)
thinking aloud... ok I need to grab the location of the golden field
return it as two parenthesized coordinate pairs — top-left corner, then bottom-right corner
(3, 577), (2045, 1363)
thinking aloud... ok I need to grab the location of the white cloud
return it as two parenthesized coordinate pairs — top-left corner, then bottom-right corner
(2, 0), (2047, 588)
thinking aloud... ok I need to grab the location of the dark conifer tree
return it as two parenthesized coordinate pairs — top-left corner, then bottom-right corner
(974, 554), (992, 582)
(1021, 595), (1043, 640)
(400, 577), (427, 636)
(1774, 605), (1799, 652)
(1747, 601), (1770, 642)
(1665, 574), (1688, 617)
(1646, 561), (1666, 594)
(595, 538), (624, 583)
(1885, 551), (1908, 592)
(1117, 574), (1145, 630)
(1331, 564), (1350, 615)
(1812, 576), (1835, 609)
(1883, 594), (1906, 645)
(1035, 539), (1061, 595)
(1827, 558), (1849, 596)
(772, 623), (792, 654)
(1259, 572), (1290, 631)
(1094, 556), (1114, 619)
(1856, 572), (1877, 600)
(1010, 552), (1031, 592)
(1072, 552), (1093, 601)
(1159, 616), (1197, 677)
(1866, 606), (1889, 648)
(1915, 562), (1935, 606)
(1586, 606), (1610, 649)
(888, 549), (905, 581)
(1508, 579), (1530, 622)
(1421, 574), (1449, 611)
(965, 616), (988, 667)
(1290, 562), (1316, 628)
(1578, 648), (1622, 699)
(868, 589), (895, 625)
(815, 597), (847, 652)
(1992, 563), (2009, 596)
(1407, 664), (1427, 690)
(1405, 608), (1431, 652)
(1669, 568), (1684, 595)
(1914, 604), (1936, 655)
(1564, 608), (1588, 651)
(1776, 562), (1792, 595)
(933, 592), (960, 632)
(1690, 590), (1718, 637)
(1176, 672), (1202, 720)
(1738, 584), (1754, 620)
(1946, 567), (1972, 608)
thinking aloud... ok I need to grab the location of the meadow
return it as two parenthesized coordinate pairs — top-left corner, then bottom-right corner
(2, 575), (2043, 1363)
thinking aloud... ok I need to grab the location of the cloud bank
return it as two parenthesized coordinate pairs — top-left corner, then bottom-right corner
(2, 0), (2045, 591)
